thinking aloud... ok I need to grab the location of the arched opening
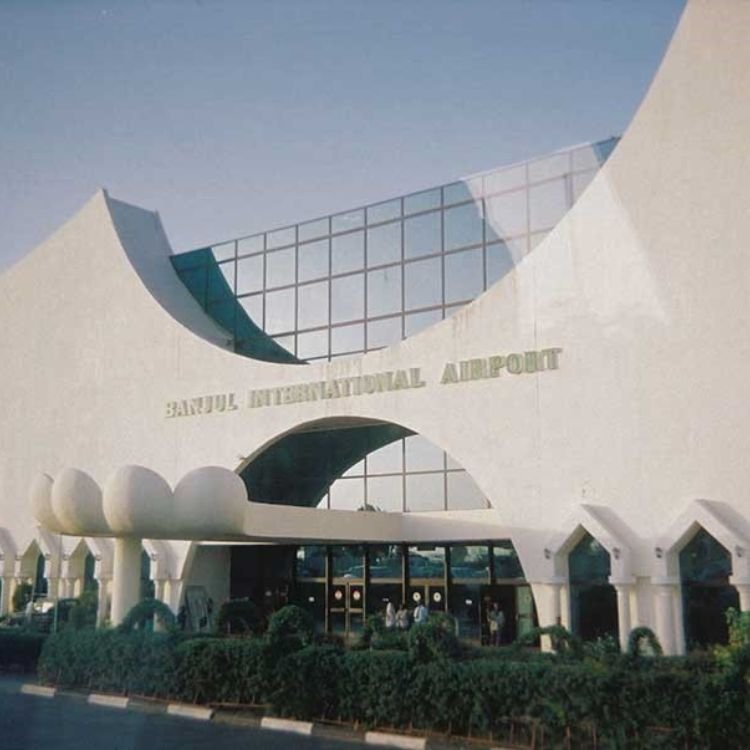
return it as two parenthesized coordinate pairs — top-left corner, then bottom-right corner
(140, 549), (155, 601)
(680, 527), (738, 649)
(83, 552), (98, 594)
(569, 532), (617, 642)
(33, 553), (48, 600)
(240, 418), (489, 512)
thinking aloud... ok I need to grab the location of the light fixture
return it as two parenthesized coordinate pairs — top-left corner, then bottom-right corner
(655, 547), (663, 559)
(612, 547), (621, 560)
(544, 548), (552, 560)
(735, 546), (745, 559)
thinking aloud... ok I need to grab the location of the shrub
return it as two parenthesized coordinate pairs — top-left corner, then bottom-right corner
(118, 599), (176, 633)
(215, 598), (262, 636)
(515, 625), (583, 659)
(0, 630), (46, 671)
(266, 605), (314, 649)
(627, 626), (663, 657)
(407, 614), (460, 662)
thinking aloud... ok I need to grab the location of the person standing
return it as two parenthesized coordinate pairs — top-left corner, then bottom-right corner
(396, 602), (410, 631)
(413, 599), (428, 625)
(385, 601), (396, 629)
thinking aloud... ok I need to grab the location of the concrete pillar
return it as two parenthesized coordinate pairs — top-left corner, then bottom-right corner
(614, 584), (633, 652)
(734, 583), (750, 612)
(96, 578), (110, 627)
(111, 537), (142, 625)
(0, 576), (12, 616)
(654, 582), (678, 655)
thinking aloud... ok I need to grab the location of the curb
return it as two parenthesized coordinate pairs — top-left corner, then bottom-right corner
(261, 716), (314, 736)
(89, 693), (129, 709)
(166, 703), (214, 721)
(20, 684), (56, 698)
(365, 731), (427, 749)
(12, 681), (504, 749)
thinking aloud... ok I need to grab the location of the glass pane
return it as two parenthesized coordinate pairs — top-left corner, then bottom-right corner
(444, 202), (483, 251)
(369, 545), (403, 579)
(236, 254), (264, 295)
(404, 257), (441, 310)
(485, 190), (527, 238)
(331, 273), (364, 323)
(486, 241), (517, 287)
(444, 179), (481, 206)
(366, 475), (403, 513)
(344, 459), (365, 477)
(447, 470), (487, 510)
(206, 300), (235, 333)
(180, 266), (207, 306)
(266, 248), (295, 288)
(298, 238), (329, 281)
(444, 248), (483, 304)
(332, 231), (364, 274)
(405, 473), (445, 512)
(331, 323), (363, 354)
(405, 309), (441, 337)
(572, 169), (597, 201)
(450, 545), (490, 580)
(528, 152), (570, 183)
(367, 316), (402, 349)
(298, 217), (329, 242)
(367, 439), (403, 474)
(493, 541), (524, 580)
(367, 198), (401, 224)
(332, 209), (364, 234)
(237, 234), (264, 256)
(367, 222), (401, 267)
(265, 288), (295, 333)
(297, 280), (329, 330)
(297, 329), (328, 360)
(680, 528), (732, 584)
(569, 533), (611, 584)
(273, 334), (295, 354)
(331, 545), (365, 578)
(404, 212), (441, 259)
(529, 178), (569, 233)
(238, 294), (263, 325)
(329, 477), (365, 511)
(483, 164), (526, 196)
(367, 266), (402, 317)
(296, 546), (326, 578)
(572, 144), (601, 171)
(211, 241), (235, 262)
(207, 261), (235, 300)
(405, 435), (444, 471)
(449, 582), (481, 640)
(267, 226), (295, 249)
(404, 188), (441, 215)
(408, 545), (445, 578)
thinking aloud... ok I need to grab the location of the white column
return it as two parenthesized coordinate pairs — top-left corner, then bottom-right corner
(614, 583), (633, 652)
(0, 576), (12, 616)
(96, 578), (110, 627)
(111, 537), (142, 625)
(734, 583), (750, 612)
(653, 581), (678, 655)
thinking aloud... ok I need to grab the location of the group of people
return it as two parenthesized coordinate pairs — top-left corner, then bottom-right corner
(384, 600), (429, 630)
(486, 601), (505, 645)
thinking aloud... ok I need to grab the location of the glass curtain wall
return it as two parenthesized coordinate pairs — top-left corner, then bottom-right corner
(291, 540), (534, 641)
(173, 139), (617, 514)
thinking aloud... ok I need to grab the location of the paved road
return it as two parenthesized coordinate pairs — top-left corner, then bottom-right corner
(0, 678), (364, 750)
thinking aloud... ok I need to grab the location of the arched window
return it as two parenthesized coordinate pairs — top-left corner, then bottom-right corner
(569, 532), (617, 641)
(680, 528), (738, 648)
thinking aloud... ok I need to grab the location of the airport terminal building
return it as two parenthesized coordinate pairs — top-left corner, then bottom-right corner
(1, 0), (749, 653)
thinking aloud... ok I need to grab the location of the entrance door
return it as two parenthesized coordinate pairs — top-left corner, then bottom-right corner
(480, 584), (518, 644)
(329, 580), (365, 638)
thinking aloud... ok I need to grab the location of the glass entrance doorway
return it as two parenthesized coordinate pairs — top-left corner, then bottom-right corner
(329, 580), (365, 637)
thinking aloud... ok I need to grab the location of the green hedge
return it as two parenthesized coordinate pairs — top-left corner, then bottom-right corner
(35, 629), (750, 746)
(0, 630), (47, 672)
(33, 607), (750, 746)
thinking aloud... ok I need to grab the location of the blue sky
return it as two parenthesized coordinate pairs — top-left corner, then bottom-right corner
(0, 0), (684, 268)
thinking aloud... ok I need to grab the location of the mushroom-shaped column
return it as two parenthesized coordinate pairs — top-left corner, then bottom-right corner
(103, 466), (174, 625)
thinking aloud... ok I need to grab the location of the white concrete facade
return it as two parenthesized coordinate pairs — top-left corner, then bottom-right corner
(1, 0), (749, 653)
